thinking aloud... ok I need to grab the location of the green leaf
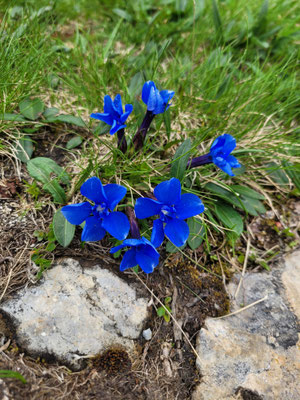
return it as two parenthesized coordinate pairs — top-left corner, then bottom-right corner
(19, 98), (44, 120)
(103, 18), (122, 61)
(166, 240), (186, 253)
(214, 201), (243, 236)
(15, 136), (34, 162)
(170, 138), (191, 181)
(231, 185), (265, 200)
(43, 107), (59, 118)
(211, 0), (223, 43)
(0, 370), (27, 384)
(113, 8), (132, 22)
(283, 161), (300, 191)
(266, 162), (289, 186)
(27, 157), (69, 203)
(42, 180), (66, 204)
(1, 113), (27, 122)
(187, 217), (205, 250)
(66, 136), (83, 150)
(53, 208), (75, 247)
(46, 114), (85, 127)
(128, 71), (144, 98)
(163, 108), (171, 140)
(27, 157), (69, 185)
(157, 307), (165, 317)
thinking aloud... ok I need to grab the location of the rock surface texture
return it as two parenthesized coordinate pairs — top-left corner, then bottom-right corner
(193, 250), (300, 400)
(0, 258), (149, 370)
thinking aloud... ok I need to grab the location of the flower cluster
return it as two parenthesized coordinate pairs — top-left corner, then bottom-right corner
(61, 80), (242, 274)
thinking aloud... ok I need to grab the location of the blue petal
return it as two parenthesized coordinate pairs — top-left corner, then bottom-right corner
(81, 216), (106, 242)
(102, 211), (130, 240)
(110, 243), (129, 254)
(154, 178), (181, 205)
(113, 94), (123, 115)
(142, 81), (156, 105)
(151, 219), (165, 248)
(146, 85), (158, 111)
(175, 193), (205, 220)
(104, 183), (127, 210)
(152, 92), (166, 114)
(110, 120), (126, 135)
(135, 198), (162, 219)
(136, 245), (159, 273)
(227, 154), (241, 169)
(165, 218), (189, 247)
(61, 202), (92, 225)
(120, 104), (133, 123)
(103, 95), (118, 118)
(80, 177), (107, 204)
(160, 90), (175, 104)
(120, 248), (137, 271)
(90, 112), (113, 125)
(210, 134), (236, 157)
(213, 157), (234, 176)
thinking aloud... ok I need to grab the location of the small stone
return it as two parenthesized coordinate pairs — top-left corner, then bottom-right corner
(0, 258), (149, 370)
(142, 328), (152, 341)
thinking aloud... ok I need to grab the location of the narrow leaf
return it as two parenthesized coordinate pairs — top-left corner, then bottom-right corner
(15, 136), (34, 162)
(187, 217), (205, 250)
(170, 138), (192, 181)
(214, 201), (243, 236)
(46, 114), (85, 127)
(1, 113), (27, 122)
(103, 18), (122, 61)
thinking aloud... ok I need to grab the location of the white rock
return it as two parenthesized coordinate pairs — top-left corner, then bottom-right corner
(193, 250), (300, 400)
(0, 258), (149, 370)
(142, 328), (152, 341)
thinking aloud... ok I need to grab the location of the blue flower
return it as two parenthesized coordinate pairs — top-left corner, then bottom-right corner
(209, 134), (241, 176)
(135, 178), (204, 248)
(110, 237), (160, 274)
(142, 81), (174, 115)
(61, 177), (130, 242)
(90, 94), (133, 135)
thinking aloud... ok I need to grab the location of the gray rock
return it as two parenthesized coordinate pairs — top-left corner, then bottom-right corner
(193, 250), (300, 400)
(0, 258), (149, 370)
(142, 328), (152, 341)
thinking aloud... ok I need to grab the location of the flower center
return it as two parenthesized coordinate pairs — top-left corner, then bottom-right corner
(93, 203), (109, 218)
(160, 205), (176, 222)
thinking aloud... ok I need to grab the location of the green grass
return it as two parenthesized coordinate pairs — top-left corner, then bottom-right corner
(1, 0), (299, 257)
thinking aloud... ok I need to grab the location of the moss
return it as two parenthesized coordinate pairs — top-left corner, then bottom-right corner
(91, 347), (132, 375)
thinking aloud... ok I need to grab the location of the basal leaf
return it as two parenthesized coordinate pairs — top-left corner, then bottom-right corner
(19, 97), (44, 120)
(53, 208), (75, 247)
(214, 201), (243, 236)
(1, 113), (27, 122)
(170, 138), (191, 181)
(187, 217), (205, 250)
(43, 107), (59, 118)
(66, 135), (83, 150)
(166, 240), (186, 253)
(27, 157), (69, 185)
(43, 180), (66, 204)
(15, 136), (34, 163)
(46, 114), (85, 127)
(231, 185), (265, 200)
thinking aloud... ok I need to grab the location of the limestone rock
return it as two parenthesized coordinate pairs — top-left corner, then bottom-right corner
(193, 250), (300, 400)
(0, 258), (149, 370)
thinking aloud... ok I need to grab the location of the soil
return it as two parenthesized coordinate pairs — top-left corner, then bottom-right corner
(0, 126), (299, 399)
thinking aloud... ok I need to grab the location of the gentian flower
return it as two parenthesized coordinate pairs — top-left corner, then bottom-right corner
(209, 134), (241, 176)
(187, 134), (241, 177)
(110, 237), (160, 273)
(135, 178), (204, 248)
(133, 81), (174, 150)
(90, 94), (133, 135)
(142, 81), (174, 115)
(61, 177), (129, 242)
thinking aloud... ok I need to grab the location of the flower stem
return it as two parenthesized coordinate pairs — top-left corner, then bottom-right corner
(117, 128), (127, 153)
(126, 207), (141, 239)
(187, 153), (212, 169)
(133, 110), (155, 150)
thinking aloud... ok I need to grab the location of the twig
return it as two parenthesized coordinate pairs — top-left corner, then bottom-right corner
(133, 271), (201, 363)
(213, 295), (268, 320)
(234, 237), (251, 299)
